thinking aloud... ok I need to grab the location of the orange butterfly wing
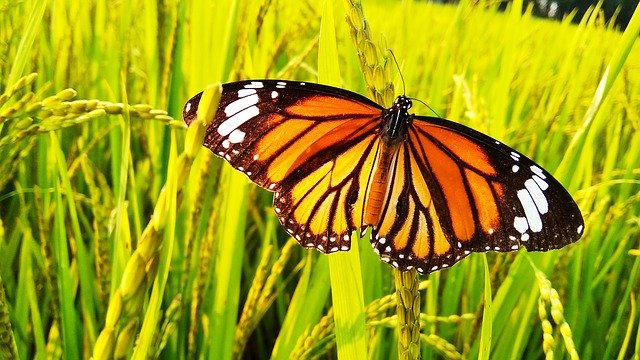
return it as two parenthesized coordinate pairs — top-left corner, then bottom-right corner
(370, 116), (584, 273)
(183, 80), (383, 252)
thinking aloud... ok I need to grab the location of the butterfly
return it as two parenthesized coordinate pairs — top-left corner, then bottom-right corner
(183, 80), (584, 274)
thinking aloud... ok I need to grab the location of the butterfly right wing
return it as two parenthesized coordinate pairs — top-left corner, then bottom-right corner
(183, 80), (384, 253)
(369, 116), (584, 274)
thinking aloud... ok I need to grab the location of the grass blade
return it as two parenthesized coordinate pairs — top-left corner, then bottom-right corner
(478, 255), (492, 360)
(319, 0), (367, 358)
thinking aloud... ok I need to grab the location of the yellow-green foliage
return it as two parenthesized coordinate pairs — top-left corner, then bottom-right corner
(0, 0), (638, 359)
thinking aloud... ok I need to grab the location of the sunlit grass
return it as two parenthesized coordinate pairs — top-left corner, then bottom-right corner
(0, 0), (639, 359)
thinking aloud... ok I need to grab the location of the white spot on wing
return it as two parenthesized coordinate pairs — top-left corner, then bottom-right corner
(530, 165), (546, 179)
(514, 216), (529, 234)
(524, 179), (548, 214)
(512, 165), (519, 173)
(271, 91), (278, 99)
(577, 225), (583, 234)
(185, 102), (192, 113)
(218, 106), (260, 136)
(517, 189), (543, 232)
(237, 88), (257, 97)
(224, 94), (259, 117)
(533, 175), (549, 190)
(222, 139), (231, 149)
(228, 129), (246, 144)
(244, 81), (264, 88)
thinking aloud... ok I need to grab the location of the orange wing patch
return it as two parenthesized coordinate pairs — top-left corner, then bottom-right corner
(287, 95), (380, 118)
(416, 132), (476, 242)
(291, 161), (333, 221)
(428, 205), (450, 256)
(424, 125), (496, 176)
(465, 169), (500, 234)
(266, 121), (353, 183)
(255, 117), (307, 161)
(276, 131), (379, 253)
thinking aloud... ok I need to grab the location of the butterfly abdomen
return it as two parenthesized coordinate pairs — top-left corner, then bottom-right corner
(364, 142), (399, 227)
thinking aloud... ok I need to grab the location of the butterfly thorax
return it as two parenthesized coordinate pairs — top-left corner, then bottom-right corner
(380, 95), (413, 146)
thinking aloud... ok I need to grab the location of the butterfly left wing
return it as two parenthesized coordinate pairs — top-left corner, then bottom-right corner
(183, 80), (384, 253)
(370, 116), (584, 273)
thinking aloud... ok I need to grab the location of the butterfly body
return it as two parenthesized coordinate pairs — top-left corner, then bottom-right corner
(184, 80), (584, 274)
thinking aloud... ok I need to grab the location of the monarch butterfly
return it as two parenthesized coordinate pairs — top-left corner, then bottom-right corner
(183, 80), (584, 274)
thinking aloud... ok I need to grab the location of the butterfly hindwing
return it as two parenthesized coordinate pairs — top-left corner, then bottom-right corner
(370, 116), (584, 273)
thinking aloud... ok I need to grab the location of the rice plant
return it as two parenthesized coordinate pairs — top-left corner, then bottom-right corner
(0, 0), (638, 359)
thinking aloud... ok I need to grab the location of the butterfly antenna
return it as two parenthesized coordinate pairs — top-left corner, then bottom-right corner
(411, 97), (443, 118)
(387, 49), (406, 95)
(386, 49), (440, 118)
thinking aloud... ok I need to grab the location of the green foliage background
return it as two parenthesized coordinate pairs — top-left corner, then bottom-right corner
(0, 0), (639, 359)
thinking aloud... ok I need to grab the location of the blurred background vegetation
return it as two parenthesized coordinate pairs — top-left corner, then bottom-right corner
(477, 0), (638, 29)
(0, 0), (639, 359)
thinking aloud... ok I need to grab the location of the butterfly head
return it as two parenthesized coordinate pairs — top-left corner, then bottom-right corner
(381, 95), (413, 145)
